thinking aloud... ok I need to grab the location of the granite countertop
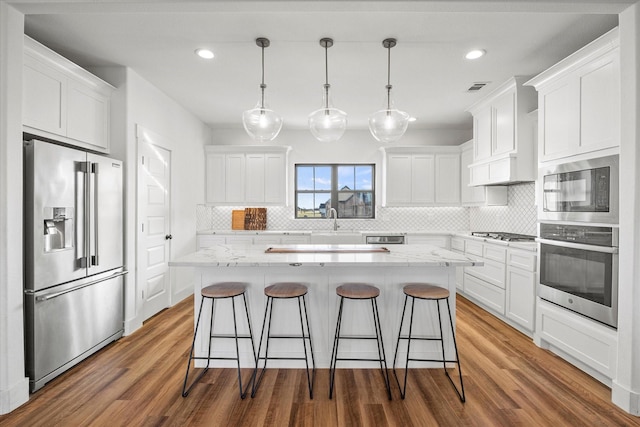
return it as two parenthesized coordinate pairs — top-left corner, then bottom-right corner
(169, 243), (482, 268)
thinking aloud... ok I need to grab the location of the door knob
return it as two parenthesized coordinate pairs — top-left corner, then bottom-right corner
(165, 234), (173, 240)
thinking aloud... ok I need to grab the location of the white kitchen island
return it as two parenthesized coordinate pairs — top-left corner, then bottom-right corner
(169, 244), (481, 369)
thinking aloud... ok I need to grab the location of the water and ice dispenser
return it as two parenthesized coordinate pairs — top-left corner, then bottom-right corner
(43, 207), (73, 252)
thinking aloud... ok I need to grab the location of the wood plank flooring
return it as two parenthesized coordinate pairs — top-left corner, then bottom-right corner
(2, 294), (639, 426)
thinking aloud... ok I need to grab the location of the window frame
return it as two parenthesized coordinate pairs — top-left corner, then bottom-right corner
(294, 163), (376, 219)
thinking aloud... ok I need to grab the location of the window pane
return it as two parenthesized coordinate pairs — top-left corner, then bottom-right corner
(355, 166), (373, 190)
(337, 191), (373, 218)
(296, 166), (315, 191)
(296, 192), (330, 218)
(337, 166), (355, 190)
(314, 166), (332, 191)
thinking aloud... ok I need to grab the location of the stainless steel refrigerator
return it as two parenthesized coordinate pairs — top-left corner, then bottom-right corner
(23, 138), (126, 392)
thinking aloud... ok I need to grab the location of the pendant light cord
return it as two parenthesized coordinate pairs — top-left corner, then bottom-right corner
(323, 41), (330, 110)
(386, 43), (392, 111)
(260, 42), (266, 109)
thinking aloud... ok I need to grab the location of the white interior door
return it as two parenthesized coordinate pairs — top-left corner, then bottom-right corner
(138, 131), (172, 321)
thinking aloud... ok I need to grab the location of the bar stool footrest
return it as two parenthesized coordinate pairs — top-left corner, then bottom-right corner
(335, 357), (389, 363)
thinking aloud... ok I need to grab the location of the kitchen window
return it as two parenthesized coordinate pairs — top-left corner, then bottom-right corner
(295, 164), (375, 219)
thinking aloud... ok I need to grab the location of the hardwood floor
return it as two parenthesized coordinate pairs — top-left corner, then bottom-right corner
(2, 295), (639, 426)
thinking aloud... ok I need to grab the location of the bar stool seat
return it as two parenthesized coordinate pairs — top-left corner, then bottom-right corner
(201, 282), (247, 298)
(393, 282), (465, 402)
(403, 283), (449, 300)
(336, 283), (380, 299)
(329, 283), (392, 400)
(182, 282), (256, 399)
(265, 282), (308, 298)
(252, 282), (315, 398)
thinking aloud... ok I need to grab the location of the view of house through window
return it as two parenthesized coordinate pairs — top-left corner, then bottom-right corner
(295, 164), (375, 219)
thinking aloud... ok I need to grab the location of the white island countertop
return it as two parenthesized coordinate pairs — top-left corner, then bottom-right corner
(169, 243), (482, 268)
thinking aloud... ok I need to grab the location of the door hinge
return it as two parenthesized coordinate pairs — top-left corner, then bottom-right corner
(142, 223), (144, 232)
(141, 155), (145, 165)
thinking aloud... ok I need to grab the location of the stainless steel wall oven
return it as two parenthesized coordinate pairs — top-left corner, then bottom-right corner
(538, 222), (618, 328)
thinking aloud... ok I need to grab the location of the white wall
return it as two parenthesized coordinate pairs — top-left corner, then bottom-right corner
(0, 3), (29, 414)
(92, 67), (211, 334)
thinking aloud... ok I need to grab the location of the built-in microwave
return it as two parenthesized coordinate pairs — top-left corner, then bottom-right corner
(539, 155), (619, 224)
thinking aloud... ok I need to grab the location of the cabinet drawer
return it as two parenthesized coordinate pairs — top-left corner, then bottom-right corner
(465, 240), (483, 257)
(464, 273), (505, 314)
(508, 249), (537, 272)
(451, 237), (465, 252)
(465, 258), (506, 289)
(483, 244), (507, 263)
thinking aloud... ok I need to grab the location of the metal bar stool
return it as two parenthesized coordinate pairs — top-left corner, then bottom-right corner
(393, 283), (465, 402)
(329, 283), (392, 400)
(182, 282), (256, 399)
(251, 282), (315, 398)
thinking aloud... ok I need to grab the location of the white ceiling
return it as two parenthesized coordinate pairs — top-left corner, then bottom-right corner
(16, 1), (626, 132)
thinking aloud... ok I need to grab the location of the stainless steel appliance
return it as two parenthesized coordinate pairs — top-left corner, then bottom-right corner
(539, 155), (618, 224)
(365, 235), (405, 244)
(537, 222), (618, 328)
(470, 232), (536, 242)
(24, 139), (126, 392)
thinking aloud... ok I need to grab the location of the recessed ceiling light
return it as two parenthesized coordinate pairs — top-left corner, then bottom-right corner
(465, 49), (486, 60)
(195, 48), (214, 60)
(409, 117), (417, 122)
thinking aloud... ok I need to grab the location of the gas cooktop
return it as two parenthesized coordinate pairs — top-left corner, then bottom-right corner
(471, 232), (537, 242)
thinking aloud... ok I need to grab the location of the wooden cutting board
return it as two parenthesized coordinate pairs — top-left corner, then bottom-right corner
(244, 208), (267, 230)
(231, 210), (245, 230)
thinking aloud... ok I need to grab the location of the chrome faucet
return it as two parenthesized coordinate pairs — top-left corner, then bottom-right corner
(328, 208), (338, 231)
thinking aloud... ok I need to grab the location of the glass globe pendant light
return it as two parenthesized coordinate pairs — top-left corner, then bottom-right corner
(308, 38), (348, 142)
(242, 37), (283, 142)
(369, 38), (410, 143)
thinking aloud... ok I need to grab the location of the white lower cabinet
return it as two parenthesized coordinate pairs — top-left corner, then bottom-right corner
(459, 237), (537, 336)
(197, 233), (310, 249)
(464, 273), (505, 314)
(451, 237), (465, 292)
(406, 234), (450, 248)
(535, 299), (617, 382)
(506, 267), (535, 330)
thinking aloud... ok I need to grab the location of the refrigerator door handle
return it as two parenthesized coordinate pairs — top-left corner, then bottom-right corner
(33, 270), (128, 302)
(91, 162), (99, 266)
(76, 161), (90, 269)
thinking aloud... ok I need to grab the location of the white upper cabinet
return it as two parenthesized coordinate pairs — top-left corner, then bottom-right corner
(526, 28), (619, 162)
(466, 76), (537, 186)
(460, 140), (507, 206)
(382, 146), (460, 207)
(23, 36), (113, 153)
(205, 145), (290, 206)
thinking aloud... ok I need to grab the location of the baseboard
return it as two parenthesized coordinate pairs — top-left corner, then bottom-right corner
(172, 287), (193, 306)
(612, 380), (640, 416)
(124, 316), (143, 336)
(0, 377), (29, 415)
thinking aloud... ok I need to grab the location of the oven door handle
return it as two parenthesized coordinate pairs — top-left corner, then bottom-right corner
(537, 238), (618, 254)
